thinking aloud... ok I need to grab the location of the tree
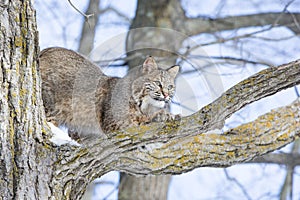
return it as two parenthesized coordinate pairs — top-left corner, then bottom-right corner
(1, 0), (300, 200)
(0, 0), (52, 198)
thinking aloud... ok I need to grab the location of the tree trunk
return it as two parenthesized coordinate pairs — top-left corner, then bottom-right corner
(126, 0), (186, 68)
(118, 174), (171, 200)
(0, 0), (54, 198)
(119, 1), (183, 199)
(279, 139), (300, 199)
(78, 0), (100, 55)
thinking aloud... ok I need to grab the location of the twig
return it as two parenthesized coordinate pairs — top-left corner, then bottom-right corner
(294, 86), (300, 97)
(67, 0), (94, 20)
(99, 7), (131, 23)
(171, 100), (196, 113)
(224, 169), (252, 200)
(102, 184), (118, 200)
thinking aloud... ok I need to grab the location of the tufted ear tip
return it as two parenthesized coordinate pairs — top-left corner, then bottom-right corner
(167, 65), (180, 78)
(142, 56), (158, 73)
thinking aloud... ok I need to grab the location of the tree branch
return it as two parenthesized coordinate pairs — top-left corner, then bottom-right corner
(185, 12), (300, 36)
(249, 152), (300, 166)
(54, 59), (300, 194)
(118, 98), (300, 174)
(110, 59), (300, 173)
(99, 6), (131, 23)
(67, 0), (94, 20)
(279, 139), (300, 199)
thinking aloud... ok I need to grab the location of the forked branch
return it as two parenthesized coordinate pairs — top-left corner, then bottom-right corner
(54, 59), (300, 189)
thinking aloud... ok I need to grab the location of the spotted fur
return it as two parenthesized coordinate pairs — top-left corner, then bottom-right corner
(39, 48), (179, 138)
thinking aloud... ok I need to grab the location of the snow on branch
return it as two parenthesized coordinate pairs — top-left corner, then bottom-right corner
(48, 122), (80, 146)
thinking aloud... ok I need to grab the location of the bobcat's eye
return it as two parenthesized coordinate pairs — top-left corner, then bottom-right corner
(168, 85), (174, 90)
(153, 81), (161, 86)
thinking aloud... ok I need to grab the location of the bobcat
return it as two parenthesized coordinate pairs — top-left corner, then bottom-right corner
(39, 47), (179, 138)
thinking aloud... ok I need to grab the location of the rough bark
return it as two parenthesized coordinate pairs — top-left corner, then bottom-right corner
(118, 174), (170, 200)
(46, 88), (300, 200)
(100, 97), (300, 174)
(0, 0), (54, 199)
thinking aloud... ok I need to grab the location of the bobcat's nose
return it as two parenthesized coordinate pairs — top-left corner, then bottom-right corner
(163, 93), (171, 103)
(163, 91), (169, 98)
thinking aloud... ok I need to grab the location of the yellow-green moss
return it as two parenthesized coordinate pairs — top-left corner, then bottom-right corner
(277, 132), (290, 141)
(14, 36), (23, 47)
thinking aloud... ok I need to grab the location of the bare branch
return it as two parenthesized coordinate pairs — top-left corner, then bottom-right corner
(177, 59), (300, 132)
(185, 12), (300, 36)
(187, 26), (298, 48)
(67, 0), (94, 20)
(224, 169), (252, 200)
(187, 55), (270, 66)
(99, 7), (131, 23)
(249, 152), (300, 166)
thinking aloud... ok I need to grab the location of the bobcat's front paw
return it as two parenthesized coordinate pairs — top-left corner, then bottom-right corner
(151, 110), (179, 122)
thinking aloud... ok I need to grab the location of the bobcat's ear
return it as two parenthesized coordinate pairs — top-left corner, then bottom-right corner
(142, 56), (158, 74)
(167, 65), (180, 78)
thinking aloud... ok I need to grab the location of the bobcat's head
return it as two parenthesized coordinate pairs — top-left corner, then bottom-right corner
(132, 57), (179, 111)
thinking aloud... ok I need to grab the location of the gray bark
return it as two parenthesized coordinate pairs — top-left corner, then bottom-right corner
(250, 152), (300, 166)
(0, 0), (54, 199)
(118, 175), (171, 200)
